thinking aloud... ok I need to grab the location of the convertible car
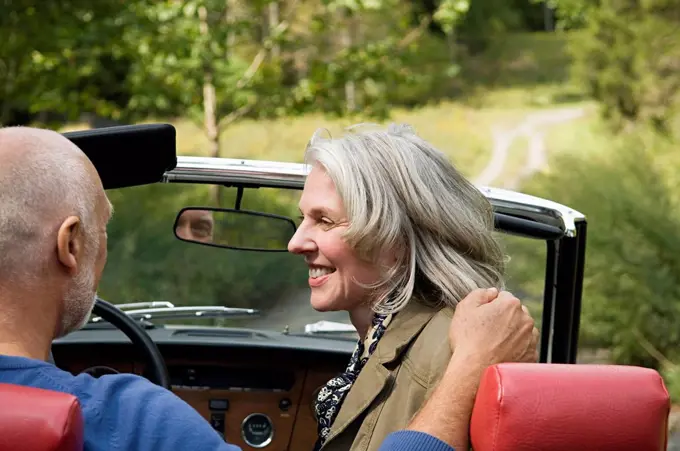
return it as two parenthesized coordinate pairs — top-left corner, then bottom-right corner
(0, 124), (671, 451)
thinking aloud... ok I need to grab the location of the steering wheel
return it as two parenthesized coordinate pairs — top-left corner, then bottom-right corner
(91, 297), (171, 389)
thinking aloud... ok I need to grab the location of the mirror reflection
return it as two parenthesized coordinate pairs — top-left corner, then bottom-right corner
(175, 209), (215, 243)
(174, 207), (296, 252)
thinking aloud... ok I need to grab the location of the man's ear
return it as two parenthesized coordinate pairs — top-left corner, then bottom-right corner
(56, 216), (83, 275)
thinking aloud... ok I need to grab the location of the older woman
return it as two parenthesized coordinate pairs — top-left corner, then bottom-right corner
(288, 123), (507, 451)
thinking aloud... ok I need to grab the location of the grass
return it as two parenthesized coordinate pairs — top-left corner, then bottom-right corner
(543, 104), (604, 156)
(168, 106), (498, 178)
(501, 134), (530, 188)
(535, 103), (605, 181)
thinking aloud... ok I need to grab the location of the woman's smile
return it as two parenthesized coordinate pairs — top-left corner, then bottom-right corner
(308, 266), (336, 287)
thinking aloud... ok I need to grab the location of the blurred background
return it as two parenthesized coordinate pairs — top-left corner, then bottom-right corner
(3, 0), (680, 426)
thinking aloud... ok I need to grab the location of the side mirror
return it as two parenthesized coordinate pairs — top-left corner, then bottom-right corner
(174, 207), (296, 252)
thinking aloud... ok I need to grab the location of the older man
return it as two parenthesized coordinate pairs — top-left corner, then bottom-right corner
(0, 126), (537, 451)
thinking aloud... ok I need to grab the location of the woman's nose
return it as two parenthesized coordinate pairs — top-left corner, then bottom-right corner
(288, 225), (316, 254)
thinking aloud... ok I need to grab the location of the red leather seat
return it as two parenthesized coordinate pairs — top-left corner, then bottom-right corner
(0, 383), (84, 451)
(470, 363), (670, 451)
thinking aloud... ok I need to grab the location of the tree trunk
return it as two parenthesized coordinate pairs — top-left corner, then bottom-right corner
(342, 8), (357, 114)
(268, 1), (281, 60)
(226, 0), (235, 51)
(199, 5), (222, 206)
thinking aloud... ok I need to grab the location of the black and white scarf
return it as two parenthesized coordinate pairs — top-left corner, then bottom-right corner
(313, 313), (394, 450)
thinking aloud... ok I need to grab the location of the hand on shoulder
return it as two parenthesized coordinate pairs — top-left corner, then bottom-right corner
(449, 288), (538, 370)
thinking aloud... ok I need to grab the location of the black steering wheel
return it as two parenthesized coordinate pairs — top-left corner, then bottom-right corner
(91, 298), (171, 389)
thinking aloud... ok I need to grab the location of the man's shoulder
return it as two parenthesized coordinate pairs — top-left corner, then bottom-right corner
(42, 370), (181, 421)
(85, 371), (168, 399)
(31, 365), (167, 406)
(82, 372), (189, 417)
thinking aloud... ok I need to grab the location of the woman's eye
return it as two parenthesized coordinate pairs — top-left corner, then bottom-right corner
(320, 217), (334, 225)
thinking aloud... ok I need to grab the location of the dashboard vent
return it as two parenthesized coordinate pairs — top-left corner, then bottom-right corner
(172, 329), (272, 340)
(168, 364), (296, 391)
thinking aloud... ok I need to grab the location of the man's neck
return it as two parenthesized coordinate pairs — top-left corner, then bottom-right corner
(0, 340), (50, 361)
(0, 289), (56, 361)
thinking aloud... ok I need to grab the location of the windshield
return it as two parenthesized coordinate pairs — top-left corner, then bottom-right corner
(99, 182), (546, 339)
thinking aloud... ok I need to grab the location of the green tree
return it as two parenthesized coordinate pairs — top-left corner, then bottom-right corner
(0, 0), (144, 124)
(550, 0), (680, 132)
(120, 0), (463, 150)
(456, 0), (519, 52)
(539, 0), (596, 29)
(518, 128), (680, 369)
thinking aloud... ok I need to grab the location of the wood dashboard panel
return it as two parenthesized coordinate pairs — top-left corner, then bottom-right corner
(175, 385), (301, 449)
(53, 343), (347, 451)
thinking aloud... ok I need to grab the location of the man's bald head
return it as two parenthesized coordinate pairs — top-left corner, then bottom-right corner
(0, 126), (108, 281)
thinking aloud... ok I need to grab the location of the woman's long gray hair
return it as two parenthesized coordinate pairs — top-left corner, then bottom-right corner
(304, 123), (506, 314)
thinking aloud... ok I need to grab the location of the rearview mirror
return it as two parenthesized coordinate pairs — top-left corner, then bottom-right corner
(174, 207), (296, 252)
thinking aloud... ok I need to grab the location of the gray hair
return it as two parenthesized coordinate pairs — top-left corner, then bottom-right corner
(0, 127), (100, 282)
(304, 123), (505, 314)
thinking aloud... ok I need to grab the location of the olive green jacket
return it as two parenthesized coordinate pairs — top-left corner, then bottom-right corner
(319, 300), (454, 451)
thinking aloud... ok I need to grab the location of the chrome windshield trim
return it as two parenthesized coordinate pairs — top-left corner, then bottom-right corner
(164, 156), (585, 237)
(164, 156), (308, 188)
(114, 301), (176, 311)
(90, 306), (259, 323)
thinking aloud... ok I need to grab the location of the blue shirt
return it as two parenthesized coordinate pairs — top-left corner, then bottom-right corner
(0, 355), (453, 451)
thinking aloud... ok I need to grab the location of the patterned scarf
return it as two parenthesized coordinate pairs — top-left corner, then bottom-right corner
(313, 313), (394, 451)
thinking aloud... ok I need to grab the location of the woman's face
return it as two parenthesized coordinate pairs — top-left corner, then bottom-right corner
(288, 165), (382, 312)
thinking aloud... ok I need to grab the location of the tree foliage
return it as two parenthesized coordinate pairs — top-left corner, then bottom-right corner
(551, 0), (680, 132)
(539, 0), (596, 29)
(1, 0), (560, 127)
(0, 0), (143, 123)
(517, 128), (680, 369)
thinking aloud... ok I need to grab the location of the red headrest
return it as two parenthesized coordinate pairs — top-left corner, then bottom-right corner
(470, 363), (670, 451)
(0, 383), (84, 451)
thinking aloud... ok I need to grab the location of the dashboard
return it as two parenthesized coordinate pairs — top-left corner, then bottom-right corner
(52, 326), (354, 450)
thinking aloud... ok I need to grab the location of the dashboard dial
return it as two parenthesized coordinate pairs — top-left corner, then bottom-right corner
(241, 413), (274, 448)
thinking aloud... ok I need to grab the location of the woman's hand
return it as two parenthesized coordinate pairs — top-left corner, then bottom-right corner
(449, 288), (539, 369)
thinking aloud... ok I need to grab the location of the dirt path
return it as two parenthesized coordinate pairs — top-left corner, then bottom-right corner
(474, 107), (586, 189)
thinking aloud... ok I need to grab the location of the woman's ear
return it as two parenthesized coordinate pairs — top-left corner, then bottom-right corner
(56, 216), (83, 275)
(388, 240), (408, 265)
